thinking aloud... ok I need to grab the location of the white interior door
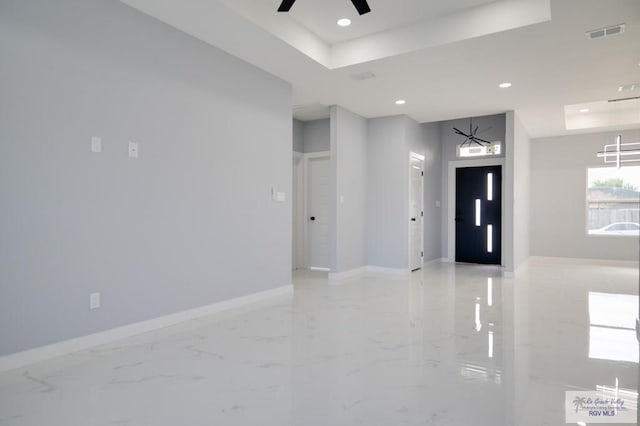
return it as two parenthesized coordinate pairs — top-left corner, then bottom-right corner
(409, 158), (424, 271)
(307, 156), (330, 269)
(292, 155), (303, 270)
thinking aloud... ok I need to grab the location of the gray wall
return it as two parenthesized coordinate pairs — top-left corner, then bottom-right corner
(511, 112), (531, 270)
(439, 114), (506, 258)
(293, 119), (304, 153)
(530, 129), (640, 260)
(0, 0), (292, 355)
(502, 112), (515, 272)
(407, 118), (443, 263)
(365, 115), (442, 268)
(303, 119), (330, 153)
(330, 106), (367, 273)
(366, 116), (408, 269)
(292, 118), (329, 154)
(421, 123), (443, 261)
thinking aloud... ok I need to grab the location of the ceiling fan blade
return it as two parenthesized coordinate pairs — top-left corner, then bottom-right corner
(473, 125), (479, 135)
(473, 137), (493, 144)
(453, 128), (467, 136)
(277, 0), (296, 12)
(351, 0), (371, 15)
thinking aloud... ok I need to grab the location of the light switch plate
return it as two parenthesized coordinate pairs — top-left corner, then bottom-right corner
(90, 292), (101, 310)
(276, 191), (286, 202)
(435, 200), (441, 208)
(91, 137), (102, 153)
(128, 142), (138, 158)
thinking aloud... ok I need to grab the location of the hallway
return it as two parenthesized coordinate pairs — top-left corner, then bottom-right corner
(0, 259), (637, 425)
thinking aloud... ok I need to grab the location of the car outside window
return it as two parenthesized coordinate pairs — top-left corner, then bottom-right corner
(587, 166), (640, 237)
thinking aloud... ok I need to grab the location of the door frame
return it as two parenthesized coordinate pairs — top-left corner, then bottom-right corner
(408, 152), (425, 271)
(302, 151), (331, 270)
(447, 158), (505, 264)
(292, 152), (304, 270)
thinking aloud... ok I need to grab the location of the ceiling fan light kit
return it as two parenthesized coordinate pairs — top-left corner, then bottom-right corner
(453, 118), (494, 147)
(453, 118), (503, 158)
(277, 0), (371, 15)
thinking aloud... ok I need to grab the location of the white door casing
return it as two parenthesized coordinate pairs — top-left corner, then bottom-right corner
(292, 153), (303, 270)
(447, 158), (505, 263)
(306, 155), (330, 269)
(409, 154), (424, 271)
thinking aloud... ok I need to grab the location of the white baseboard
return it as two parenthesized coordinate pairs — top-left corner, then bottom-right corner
(425, 257), (449, 265)
(0, 284), (293, 374)
(328, 267), (366, 281)
(527, 256), (639, 267)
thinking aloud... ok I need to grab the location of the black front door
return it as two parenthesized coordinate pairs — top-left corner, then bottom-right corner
(455, 166), (501, 264)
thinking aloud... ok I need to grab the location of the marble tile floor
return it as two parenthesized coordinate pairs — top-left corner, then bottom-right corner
(0, 258), (637, 426)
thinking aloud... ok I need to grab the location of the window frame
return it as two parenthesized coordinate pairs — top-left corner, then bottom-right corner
(585, 165), (640, 238)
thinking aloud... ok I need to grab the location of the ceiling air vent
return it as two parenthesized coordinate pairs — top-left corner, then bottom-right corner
(351, 71), (376, 81)
(618, 83), (639, 92)
(586, 23), (625, 40)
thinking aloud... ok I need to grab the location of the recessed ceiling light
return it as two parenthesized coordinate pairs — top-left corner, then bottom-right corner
(395, 99), (406, 105)
(579, 108), (590, 113)
(499, 82), (512, 89)
(337, 18), (351, 27)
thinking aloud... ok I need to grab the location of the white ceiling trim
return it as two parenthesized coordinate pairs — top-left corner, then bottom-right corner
(121, 0), (551, 70)
(565, 99), (640, 132)
(331, 0), (551, 68)
(215, 0), (332, 67)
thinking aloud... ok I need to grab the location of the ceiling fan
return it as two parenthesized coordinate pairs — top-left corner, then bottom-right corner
(453, 119), (493, 147)
(277, 0), (371, 15)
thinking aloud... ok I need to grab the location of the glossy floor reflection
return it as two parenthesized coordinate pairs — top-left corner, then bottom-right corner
(0, 258), (637, 425)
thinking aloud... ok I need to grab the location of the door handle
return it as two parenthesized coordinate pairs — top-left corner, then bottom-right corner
(410, 218), (416, 222)
(310, 216), (315, 221)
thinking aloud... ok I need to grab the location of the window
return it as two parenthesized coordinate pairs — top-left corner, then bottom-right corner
(457, 142), (501, 158)
(586, 166), (640, 236)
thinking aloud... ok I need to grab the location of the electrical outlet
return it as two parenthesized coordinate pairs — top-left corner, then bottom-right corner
(90, 292), (101, 310)
(91, 136), (102, 153)
(128, 141), (138, 158)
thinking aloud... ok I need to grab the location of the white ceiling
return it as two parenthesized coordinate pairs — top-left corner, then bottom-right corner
(120, 0), (640, 138)
(278, 0), (497, 45)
